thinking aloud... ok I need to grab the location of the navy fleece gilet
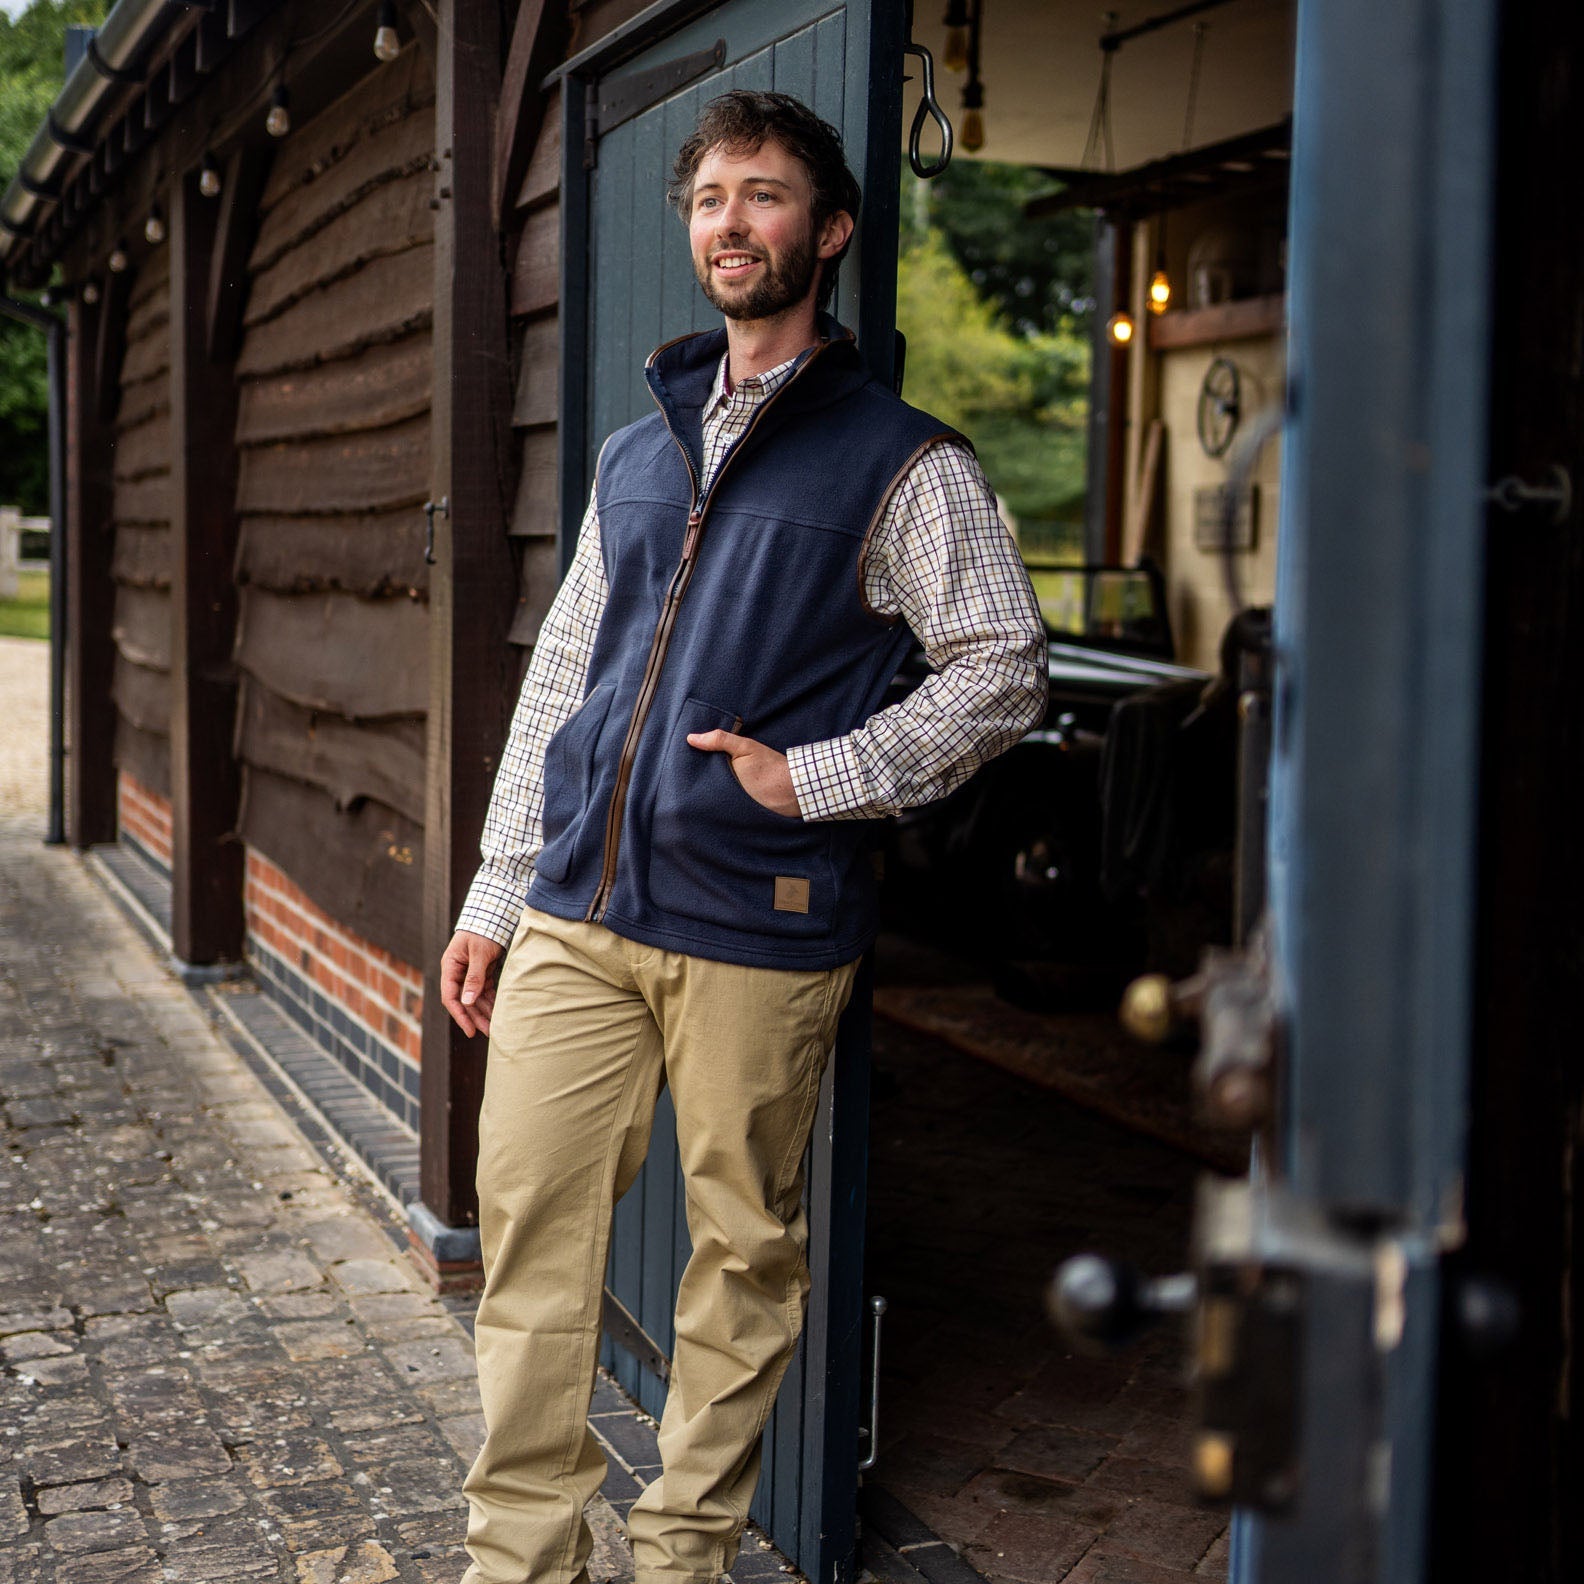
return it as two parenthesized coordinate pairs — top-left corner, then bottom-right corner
(525, 321), (961, 969)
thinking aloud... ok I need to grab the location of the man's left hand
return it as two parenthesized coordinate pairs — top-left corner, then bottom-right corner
(686, 729), (802, 817)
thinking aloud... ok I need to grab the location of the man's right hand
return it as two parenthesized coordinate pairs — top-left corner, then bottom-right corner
(440, 930), (506, 1038)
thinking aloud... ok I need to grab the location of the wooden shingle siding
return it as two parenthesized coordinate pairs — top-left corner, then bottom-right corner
(235, 508), (429, 599)
(239, 764), (425, 968)
(507, 83), (563, 651)
(110, 251), (172, 801)
(231, 42), (435, 966)
(234, 587), (429, 720)
(235, 680), (427, 826)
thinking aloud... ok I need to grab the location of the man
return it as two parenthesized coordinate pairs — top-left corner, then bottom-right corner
(441, 91), (1046, 1584)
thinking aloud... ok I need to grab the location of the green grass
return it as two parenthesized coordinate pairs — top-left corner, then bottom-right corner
(0, 568), (49, 641)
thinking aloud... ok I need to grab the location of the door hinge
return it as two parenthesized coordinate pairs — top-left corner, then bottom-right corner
(586, 38), (727, 169)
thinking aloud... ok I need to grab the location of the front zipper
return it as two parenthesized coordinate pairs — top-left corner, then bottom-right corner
(584, 341), (837, 923)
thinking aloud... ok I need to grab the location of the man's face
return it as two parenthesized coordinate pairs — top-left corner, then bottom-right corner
(687, 139), (831, 323)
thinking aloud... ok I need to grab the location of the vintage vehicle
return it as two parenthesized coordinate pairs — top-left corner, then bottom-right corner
(881, 560), (1240, 985)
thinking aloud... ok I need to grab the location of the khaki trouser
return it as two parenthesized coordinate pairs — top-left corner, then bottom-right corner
(460, 907), (859, 1584)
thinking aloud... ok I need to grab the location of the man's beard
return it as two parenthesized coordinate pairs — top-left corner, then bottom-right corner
(695, 230), (819, 322)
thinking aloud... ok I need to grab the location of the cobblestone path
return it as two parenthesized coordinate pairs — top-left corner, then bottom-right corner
(0, 818), (627, 1584)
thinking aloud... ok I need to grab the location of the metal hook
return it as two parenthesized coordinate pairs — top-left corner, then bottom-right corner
(903, 44), (953, 179)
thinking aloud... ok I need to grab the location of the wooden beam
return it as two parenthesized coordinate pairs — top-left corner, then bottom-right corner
(206, 145), (273, 363)
(492, 0), (569, 231)
(65, 292), (120, 847)
(93, 267), (130, 426)
(1146, 292), (1285, 351)
(168, 169), (246, 966)
(421, 0), (519, 1228)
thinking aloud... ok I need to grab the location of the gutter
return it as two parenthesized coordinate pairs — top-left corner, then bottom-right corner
(0, 296), (67, 845)
(0, 0), (190, 273)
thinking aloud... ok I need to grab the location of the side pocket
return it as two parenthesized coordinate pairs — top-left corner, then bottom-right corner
(534, 683), (614, 884)
(645, 696), (835, 937)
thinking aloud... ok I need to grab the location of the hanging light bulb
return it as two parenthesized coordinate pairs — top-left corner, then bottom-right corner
(144, 206), (166, 245)
(961, 77), (985, 153)
(942, 0), (970, 73)
(266, 84), (291, 139)
(82, 280), (101, 305)
(1107, 309), (1135, 346)
(1148, 266), (1171, 314)
(374, 0), (401, 62)
(199, 152), (222, 199)
(108, 242), (129, 274)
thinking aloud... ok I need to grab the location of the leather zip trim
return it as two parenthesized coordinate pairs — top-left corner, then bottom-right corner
(855, 432), (960, 625)
(585, 340), (836, 923)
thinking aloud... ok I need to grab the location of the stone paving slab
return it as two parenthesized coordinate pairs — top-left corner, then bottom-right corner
(0, 818), (636, 1584)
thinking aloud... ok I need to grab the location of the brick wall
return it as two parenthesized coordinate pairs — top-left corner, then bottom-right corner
(117, 771), (172, 873)
(243, 849), (423, 1131)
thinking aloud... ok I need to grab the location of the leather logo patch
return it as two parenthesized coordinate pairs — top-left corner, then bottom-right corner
(773, 876), (811, 914)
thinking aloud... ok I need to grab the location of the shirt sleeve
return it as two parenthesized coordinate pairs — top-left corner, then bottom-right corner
(454, 494), (608, 945)
(785, 440), (1048, 821)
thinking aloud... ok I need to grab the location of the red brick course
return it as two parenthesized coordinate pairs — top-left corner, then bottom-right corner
(117, 771), (172, 871)
(243, 848), (424, 1066)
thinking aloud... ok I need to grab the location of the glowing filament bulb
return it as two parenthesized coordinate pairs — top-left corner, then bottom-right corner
(1148, 269), (1171, 313)
(1107, 310), (1135, 346)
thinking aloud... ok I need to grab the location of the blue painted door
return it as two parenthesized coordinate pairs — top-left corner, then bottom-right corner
(557, 6), (905, 1580)
(1230, 0), (1499, 1578)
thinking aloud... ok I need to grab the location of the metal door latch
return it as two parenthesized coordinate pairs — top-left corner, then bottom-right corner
(1119, 921), (1279, 1131)
(423, 496), (449, 565)
(1484, 465), (1571, 524)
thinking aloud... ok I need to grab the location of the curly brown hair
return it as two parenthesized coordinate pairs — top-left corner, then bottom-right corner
(669, 90), (862, 311)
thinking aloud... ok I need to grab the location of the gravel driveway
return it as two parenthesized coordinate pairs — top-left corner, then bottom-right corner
(0, 636), (48, 821)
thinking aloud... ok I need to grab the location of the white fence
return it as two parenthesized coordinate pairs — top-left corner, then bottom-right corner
(0, 507), (50, 599)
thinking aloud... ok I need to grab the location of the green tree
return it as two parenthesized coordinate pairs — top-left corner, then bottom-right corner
(905, 159), (1096, 337)
(897, 163), (1092, 544)
(0, 1), (110, 514)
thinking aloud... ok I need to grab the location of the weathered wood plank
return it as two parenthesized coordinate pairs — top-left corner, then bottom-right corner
(235, 244), (434, 377)
(258, 42), (431, 214)
(112, 408), (173, 481)
(171, 169), (247, 965)
(112, 654), (171, 735)
(126, 287), (168, 347)
(236, 677), (426, 825)
(507, 536), (560, 648)
(111, 523), (172, 589)
(236, 411), (430, 515)
(234, 586), (429, 718)
(208, 146), (274, 363)
(236, 330), (432, 446)
(236, 508), (430, 597)
(510, 202), (558, 319)
(116, 384), (169, 434)
(425, 0), (520, 1226)
(68, 292), (120, 844)
(247, 173), (435, 328)
(128, 248), (170, 313)
(239, 764), (424, 966)
(492, 0), (567, 229)
(113, 472), (172, 526)
(115, 716), (172, 799)
(254, 69), (435, 277)
(121, 320), (171, 385)
(509, 425), (558, 538)
(113, 583), (172, 672)
(517, 85), (561, 212)
(512, 313), (559, 428)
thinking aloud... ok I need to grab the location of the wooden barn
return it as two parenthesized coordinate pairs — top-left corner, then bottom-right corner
(13, 4), (1584, 1584)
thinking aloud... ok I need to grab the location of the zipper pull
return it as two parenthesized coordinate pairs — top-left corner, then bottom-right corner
(682, 509), (703, 560)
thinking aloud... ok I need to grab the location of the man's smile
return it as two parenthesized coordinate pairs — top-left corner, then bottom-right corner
(711, 250), (764, 276)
